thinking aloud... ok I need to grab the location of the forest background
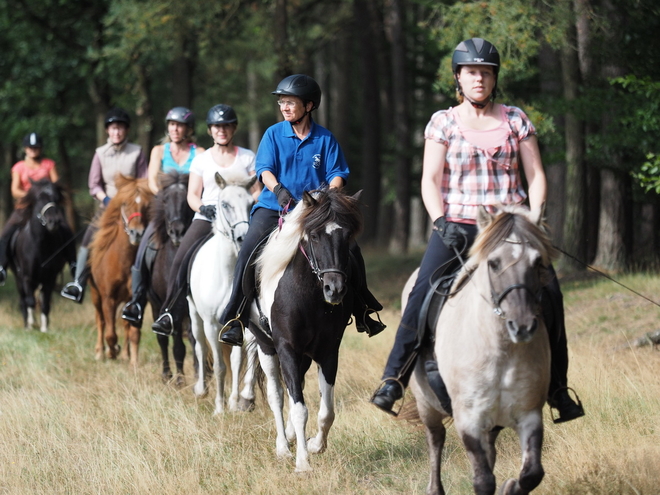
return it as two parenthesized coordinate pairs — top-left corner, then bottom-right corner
(1, 0), (660, 273)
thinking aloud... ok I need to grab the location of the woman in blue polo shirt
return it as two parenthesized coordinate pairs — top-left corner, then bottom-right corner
(121, 107), (201, 327)
(218, 74), (385, 347)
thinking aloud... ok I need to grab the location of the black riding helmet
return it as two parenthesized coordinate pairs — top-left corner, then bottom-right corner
(272, 74), (322, 111)
(166, 106), (195, 128)
(451, 38), (500, 107)
(23, 132), (43, 148)
(206, 104), (238, 126)
(105, 108), (131, 127)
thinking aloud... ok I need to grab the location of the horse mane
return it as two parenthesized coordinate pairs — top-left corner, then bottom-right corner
(452, 205), (557, 290)
(257, 187), (363, 286)
(151, 171), (189, 247)
(90, 175), (153, 256)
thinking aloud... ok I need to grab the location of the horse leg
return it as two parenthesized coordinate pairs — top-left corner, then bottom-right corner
(414, 389), (448, 495)
(280, 351), (312, 472)
(103, 299), (119, 359)
(307, 359), (337, 455)
(189, 308), (208, 397)
(209, 319), (227, 415)
(172, 320), (188, 387)
(92, 290), (105, 360)
(237, 329), (257, 412)
(456, 421), (497, 495)
(23, 287), (36, 329)
(125, 320), (140, 368)
(256, 346), (291, 459)
(500, 414), (545, 495)
(38, 282), (56, 333)
(228, 345), (242, 412)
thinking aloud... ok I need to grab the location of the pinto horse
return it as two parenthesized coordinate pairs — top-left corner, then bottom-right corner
(8, 179), (75, 332)
(188, 171), (258, 414)
(249, 187), (363, 472)
(146, 171), (195, 384)
(89, 175), (153, 364)
(407, 205), (555, 495)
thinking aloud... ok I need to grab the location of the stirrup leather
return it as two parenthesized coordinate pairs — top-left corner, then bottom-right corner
(370, 378), (406, 417)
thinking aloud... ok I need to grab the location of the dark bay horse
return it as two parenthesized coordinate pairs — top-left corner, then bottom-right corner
(146, 171), (194, 384)
(9, 179), (75, 332)
(407, 205), (555, 495)
(89, 175), (153, 364)
(249, 187), (363, 472)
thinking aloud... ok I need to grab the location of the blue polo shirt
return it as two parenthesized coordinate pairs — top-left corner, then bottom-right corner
(253, 119), (350, 213)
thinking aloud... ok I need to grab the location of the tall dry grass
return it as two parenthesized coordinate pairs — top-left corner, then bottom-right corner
(0, 264), (659, 494)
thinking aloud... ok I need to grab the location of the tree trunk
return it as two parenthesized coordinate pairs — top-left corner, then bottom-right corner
(171, 34), (196, 108)
(246, 63), (261, 152)
(560, 30), (587, 270)
(274, 0), (291, 81)
(133, 63), (153, 155)
(354, 0), (382, 244)
(384, 0), (410, 255)
(592, 169), (626, 271)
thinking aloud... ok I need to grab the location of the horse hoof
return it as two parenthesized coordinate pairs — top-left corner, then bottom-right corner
(175, 375), (186, 388)
(307, 437), (326, 454)
(237, 397), (255, 412)
(499, 479), (519, 495)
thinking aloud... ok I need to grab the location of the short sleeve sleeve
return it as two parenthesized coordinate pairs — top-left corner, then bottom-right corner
(506, 106), (537, 142)
(189, 152), (205, 177)
(424, 110), (451, 146)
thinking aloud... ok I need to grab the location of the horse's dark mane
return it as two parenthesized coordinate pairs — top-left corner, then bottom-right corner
(150, 171), (189, 247)
(300, 187), (363, 239)
(16, 179), (64, 214)
(469, 208), (558, 266)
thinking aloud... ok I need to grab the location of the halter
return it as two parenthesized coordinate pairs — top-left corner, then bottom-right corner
(214, 200), (250, 251)
(120, 205), (143, 234)
(36, 202), (57, 227)
(487, 238), (543, 319)
(299, 236), (347, 283)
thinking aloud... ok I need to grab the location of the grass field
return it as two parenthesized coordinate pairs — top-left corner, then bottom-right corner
(1, 251), (659, 494)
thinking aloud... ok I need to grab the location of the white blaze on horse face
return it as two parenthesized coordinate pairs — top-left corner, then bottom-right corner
(135, 195), (142, 204)
(325, 222), (341, 235)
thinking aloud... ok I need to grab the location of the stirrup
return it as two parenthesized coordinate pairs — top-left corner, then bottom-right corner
(61, 281), (84, 302)
(121, 301), (143, 324)
(152, 312), (174, 336)
(219, 317), (245, 345)
(359, 308), (386, 337)
(370, 378), (405, 417)
(548, 386), (585, 424)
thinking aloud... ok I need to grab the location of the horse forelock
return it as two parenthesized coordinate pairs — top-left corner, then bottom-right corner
(151, 172), (190, 247)
(469, 207), (557, 267)
(301, 188), (363, 239)
(18, 179), (64, 213)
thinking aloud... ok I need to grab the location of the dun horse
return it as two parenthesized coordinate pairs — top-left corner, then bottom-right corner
(145, 171), (195, 384)
(89, 175), (153, 364)
(8, 179), (75, 332)
(188, 171), (258, 414)
(407, 205), (555, 495)
(250, 187), (362, 472)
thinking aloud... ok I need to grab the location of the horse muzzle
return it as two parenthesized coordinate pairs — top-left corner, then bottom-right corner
(322, 272), (348, 305)
(506, 316), (539, 344)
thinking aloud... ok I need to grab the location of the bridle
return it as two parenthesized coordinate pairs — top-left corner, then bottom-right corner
(299, 234), (348, 283)
(487, 238), (543, 319)
(120, 205), (143, 234)
(36, 202), (58, 227)
(215, 200), (250, 251)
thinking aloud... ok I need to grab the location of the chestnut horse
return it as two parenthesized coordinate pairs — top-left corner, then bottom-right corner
(89, 175), (153, 364)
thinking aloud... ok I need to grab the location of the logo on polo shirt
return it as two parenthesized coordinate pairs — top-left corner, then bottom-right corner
(312, 154), (321, 169)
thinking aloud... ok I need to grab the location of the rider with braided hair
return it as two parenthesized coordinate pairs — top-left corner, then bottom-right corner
(370, 38), (585, 424)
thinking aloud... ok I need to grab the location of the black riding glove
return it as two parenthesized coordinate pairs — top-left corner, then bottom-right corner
(433, 216), (467, 250)
(273, 183), (296, 209)
(199, 205), (216, 220)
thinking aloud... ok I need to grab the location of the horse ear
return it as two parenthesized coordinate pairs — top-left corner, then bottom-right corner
(351, 189), (363, 202)
(246, 175), (258, 190)
(529, 201), (546, 226)
(303, 190), (316, 208)
(477, 206), (494, 230)
(215, 172), (227, 189)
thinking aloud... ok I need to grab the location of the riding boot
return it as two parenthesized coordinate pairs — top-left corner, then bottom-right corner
(61, 247), (89, 303)
(543, 273), (585, 423)
(152, 311), (175, 336)
(354, 289), (386, 337)
(122, 266), (146, 328)
(219, 295), (250, 347)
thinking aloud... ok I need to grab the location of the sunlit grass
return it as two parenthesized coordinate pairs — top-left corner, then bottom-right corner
(0, 262), (659, 493)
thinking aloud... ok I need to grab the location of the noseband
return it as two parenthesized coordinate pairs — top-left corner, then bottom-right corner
(487, 239), (542, 319)
(299, 237), (347, 283)
(215, 202), (250, 250)
(36, 202), (57, 227)
(121, 205), (143, 234)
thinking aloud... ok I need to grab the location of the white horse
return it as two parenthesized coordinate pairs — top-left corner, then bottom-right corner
(187, 171), (258, 415)
(408, 205), (554, 495)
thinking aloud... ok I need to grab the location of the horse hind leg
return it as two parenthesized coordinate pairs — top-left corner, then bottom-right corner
(39, 284), (54, 333)
(236, 329), (257, 412)
(190, 309), (208, 397)
(414, 388), (448, 495)
(256, 347), (291, 460)
(172, 319), (188, 387)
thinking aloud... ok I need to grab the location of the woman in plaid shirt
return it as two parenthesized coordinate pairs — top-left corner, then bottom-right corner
(371, 38), (584, 423)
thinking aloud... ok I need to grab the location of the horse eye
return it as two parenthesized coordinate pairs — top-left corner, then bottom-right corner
(488, 259), (500, 272)
(221, 202), (230, 210)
